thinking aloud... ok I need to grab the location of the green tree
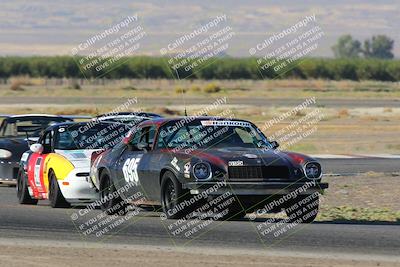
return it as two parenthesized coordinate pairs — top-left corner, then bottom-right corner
(363, 35), (394, 59)
(332, 35), (362, 58)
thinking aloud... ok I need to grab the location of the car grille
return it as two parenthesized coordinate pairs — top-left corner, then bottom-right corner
(228, 165), (290, 181)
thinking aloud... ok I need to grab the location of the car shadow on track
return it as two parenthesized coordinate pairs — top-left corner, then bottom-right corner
(313, 219), (400, 226)
(247, 216), (400, 225)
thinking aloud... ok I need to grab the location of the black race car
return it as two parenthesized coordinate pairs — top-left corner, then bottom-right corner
(0, 114), (75, 185)
(91, 117), (328, 222)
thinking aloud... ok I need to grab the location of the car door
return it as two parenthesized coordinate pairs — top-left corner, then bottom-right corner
(135, 125), (162, 200)
(114, 125), (160, 201)
(27, 130), (52, 199)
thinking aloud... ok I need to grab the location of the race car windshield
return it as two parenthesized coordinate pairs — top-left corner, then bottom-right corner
(1, 117), (71, 137)
(54, 123), (129, 150)
(157, 120), (271, 150)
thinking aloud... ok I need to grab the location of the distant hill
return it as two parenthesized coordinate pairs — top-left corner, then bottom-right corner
(0, 0), (398, 57)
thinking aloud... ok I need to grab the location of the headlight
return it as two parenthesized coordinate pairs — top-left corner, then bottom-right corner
(303, 162), (322, 179)
(193, 162), (212, 180)
(0, 149), (12, 159)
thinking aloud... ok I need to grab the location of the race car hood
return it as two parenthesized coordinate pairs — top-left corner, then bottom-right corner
(54, 149), (101, 168)
(185, 147), (312, 168)
(0, 137), (28, 146)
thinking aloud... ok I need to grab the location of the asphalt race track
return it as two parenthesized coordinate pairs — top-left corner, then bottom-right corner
(1, 186), (400, 256)
(0, 158), (399, 259)
(317, 157), (400, 175)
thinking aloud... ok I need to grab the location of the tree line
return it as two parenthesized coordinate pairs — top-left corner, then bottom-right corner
(0, 55), (399, 81)
(332, 34), (395, 59)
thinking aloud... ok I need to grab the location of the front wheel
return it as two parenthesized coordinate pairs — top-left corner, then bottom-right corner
(161, 171), (194, 219)
(99, 171), (128, 215)
(16, 170), (38, 205)
(49, 171), (70, 208)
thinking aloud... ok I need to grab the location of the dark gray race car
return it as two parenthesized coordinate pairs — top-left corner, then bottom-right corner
(91, 116), (328, 222)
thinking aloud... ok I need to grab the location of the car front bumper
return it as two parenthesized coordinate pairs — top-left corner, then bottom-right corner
(184, 181), (328, 196)
(58, 168), (98, 203)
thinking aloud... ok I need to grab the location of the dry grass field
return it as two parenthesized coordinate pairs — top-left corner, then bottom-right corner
(1, 78), (400, 99)
(319, 173), (400, 222)
(0, 78), (399, 154)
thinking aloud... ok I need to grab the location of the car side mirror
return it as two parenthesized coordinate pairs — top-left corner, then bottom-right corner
(30, 143), (43, 154)
(270, 141), (279, 149)
(136, 141), (149, 151)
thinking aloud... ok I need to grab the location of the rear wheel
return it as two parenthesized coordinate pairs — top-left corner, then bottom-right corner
(99, 171), (128, 215)
(49, 171), (70, 208)
(16, 170), (38, 205)
(161, 171), (195, 219)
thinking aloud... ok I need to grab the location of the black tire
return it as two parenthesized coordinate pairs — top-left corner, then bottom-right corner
(48, 171), (70, 208)
(99, 171), (128, 215)
(16, 170), (38, 205)
(161, 171), (195, 219)
(285, 194), (319, 223)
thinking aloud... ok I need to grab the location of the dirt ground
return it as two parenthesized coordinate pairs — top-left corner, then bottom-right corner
(0, 239), (398, 267)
